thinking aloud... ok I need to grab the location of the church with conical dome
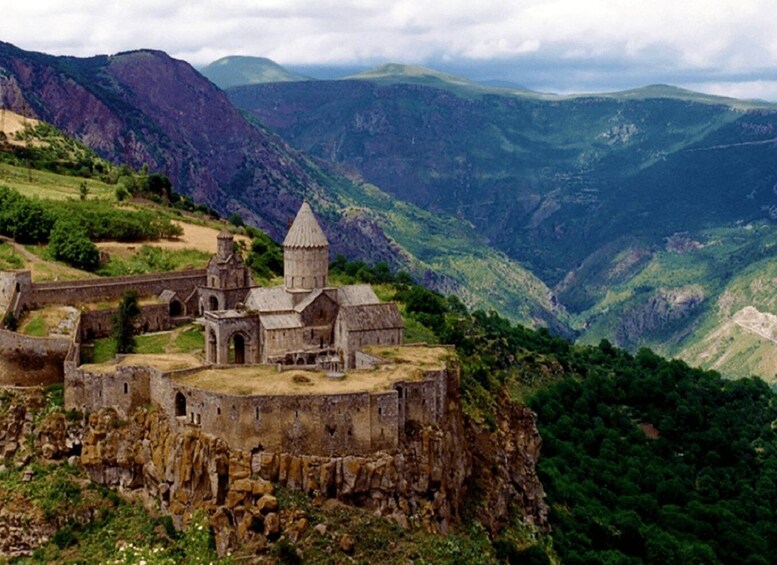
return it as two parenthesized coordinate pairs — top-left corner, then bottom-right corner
(203, 202), (404, 370)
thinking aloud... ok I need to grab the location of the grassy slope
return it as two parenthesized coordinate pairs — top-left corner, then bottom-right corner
(567, 221), (777, 381)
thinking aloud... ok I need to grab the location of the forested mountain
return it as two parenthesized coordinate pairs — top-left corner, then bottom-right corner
(226, 65), (777, 374)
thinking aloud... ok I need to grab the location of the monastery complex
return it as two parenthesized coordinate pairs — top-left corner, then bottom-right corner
(0, 202), (456, 457)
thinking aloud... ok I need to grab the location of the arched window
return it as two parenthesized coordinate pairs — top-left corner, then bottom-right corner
(209, 296), (219, 311)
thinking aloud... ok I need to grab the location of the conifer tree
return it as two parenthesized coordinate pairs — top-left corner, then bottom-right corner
(113, 290), (140, 354)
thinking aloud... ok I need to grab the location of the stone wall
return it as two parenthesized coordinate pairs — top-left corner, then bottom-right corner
(66, 361), (449, 458)
(25, 269), (206, 310)
(155, 377), (393, 456)
(80, 303), (174, 341)
(0, 271), (31, 319)
(0, 328), (71, 386)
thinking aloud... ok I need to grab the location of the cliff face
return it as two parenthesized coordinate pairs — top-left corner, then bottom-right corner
(0, 374), (547, 557)
(75, 367), (546, 553)
(0, 42), (382, 253)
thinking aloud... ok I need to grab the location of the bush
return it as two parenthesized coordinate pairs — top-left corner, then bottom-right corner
(49, 219), (100, 271)
(2, 311), (18, 331)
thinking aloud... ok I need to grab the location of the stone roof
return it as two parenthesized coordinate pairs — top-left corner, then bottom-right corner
(294, 288), (325, 313)
(261, 313), (303, 330)
(245, 287), (294, 313)
(158, 289), (177, 303)
(338, 303), (404, 331)
(337, 284), (380, 306)
(217, 229), (233, 240)
(283, 202), (329, 249)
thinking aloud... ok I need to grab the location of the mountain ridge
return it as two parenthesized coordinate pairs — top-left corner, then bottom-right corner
(0, 42), (569, 332)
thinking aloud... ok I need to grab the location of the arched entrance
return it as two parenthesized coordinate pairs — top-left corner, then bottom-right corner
(170, 299), (183, 317)
(230, 333), (246, 364)
(207, 329), (217, 363)
(175, 392), (187, 417)
(209, 296), (219, 311)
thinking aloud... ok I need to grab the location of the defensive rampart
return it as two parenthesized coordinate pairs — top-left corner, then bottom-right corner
(26, 269), (206, 309)
(66, 362), (452, 457)
(0, 328), (70, 386)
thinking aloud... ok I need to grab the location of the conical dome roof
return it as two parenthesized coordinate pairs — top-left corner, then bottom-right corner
(283, 202), (329, 248)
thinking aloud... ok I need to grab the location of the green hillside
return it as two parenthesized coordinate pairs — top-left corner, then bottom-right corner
(201, 55), (310, 89)
(228, 70), (777, 374)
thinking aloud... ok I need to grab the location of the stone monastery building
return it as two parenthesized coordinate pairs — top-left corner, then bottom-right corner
(204, 202), (404, 370)
(0, 202), (458, 458)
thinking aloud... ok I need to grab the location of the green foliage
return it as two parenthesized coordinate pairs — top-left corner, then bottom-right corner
(526, 345), (777, 564)
(49, 218), (100, 271)
(113, 290), (140, 354)
(0, 186), (54, 243)
(0, 121), (117, 182)
(247, 230), (283, 279)
(228, 212), (244, 227)
(98, 246), (210, 277)
(2, 311), (18, 331)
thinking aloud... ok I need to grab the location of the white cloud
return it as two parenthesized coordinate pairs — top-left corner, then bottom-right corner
(2, 0), (777, 99)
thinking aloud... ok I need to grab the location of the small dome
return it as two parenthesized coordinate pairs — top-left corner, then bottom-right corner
(283, 202), (329, 248)
(217, 229), (233, 240)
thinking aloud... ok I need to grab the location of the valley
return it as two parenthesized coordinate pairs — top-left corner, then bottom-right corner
(2, 46), (777, 563)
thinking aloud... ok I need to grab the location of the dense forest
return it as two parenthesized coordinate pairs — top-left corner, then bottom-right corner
(322, 256), (777, 564)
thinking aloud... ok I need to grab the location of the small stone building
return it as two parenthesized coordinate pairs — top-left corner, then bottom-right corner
(204, 202), (404, 369)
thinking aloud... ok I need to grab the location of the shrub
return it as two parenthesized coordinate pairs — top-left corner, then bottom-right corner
(49, 219), (100, 271)
(2, 311), (18, 331)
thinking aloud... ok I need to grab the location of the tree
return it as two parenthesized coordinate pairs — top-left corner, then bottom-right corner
(78, 181), (89, 201)
(8, 198), (53, 243)
(228, 213), (244, 227)
(49, 219), (100, 271)
(113, 290), (140, 354)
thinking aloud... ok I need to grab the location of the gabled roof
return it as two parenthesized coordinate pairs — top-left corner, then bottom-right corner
(260, 313), (303, 330)
(294, 288), (324, 313)
(337, 284), (380, 307)
(338, 303), (404, 331)
(158, 289), (178, 303)
(283, 201), (329, 249)
(245, 286), (294, 313)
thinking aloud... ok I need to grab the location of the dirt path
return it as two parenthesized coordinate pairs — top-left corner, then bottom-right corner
(0, 110), (41, 145)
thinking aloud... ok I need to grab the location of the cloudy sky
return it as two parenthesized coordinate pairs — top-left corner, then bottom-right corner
(3, 0), (777, 100)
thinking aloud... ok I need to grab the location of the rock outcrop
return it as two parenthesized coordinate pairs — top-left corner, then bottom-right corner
(0, 377), (548, 556)
(75, 375), (546, 553)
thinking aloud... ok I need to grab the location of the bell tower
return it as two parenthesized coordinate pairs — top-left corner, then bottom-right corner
(283, 202), (329, 291)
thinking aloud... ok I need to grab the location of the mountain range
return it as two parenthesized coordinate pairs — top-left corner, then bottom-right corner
(216, 57), (777, 377)
(0, 42), (567, 334)
(6, 44), (777, 376)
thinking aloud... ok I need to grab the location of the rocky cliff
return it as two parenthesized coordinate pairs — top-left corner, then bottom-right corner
(0, 381), (547, 557)
(0, 41), (420, 277)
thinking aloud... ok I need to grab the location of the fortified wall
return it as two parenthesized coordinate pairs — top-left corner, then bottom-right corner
(0, 268), (206, 386)
(65, 349), (454, 457)
(0, 328), (71, 386)
(19, 269), (206, 312)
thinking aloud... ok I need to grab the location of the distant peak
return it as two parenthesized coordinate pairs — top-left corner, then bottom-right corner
(348, 63), (476, 87)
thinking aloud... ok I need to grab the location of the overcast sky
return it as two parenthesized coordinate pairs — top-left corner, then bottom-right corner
(3, 0), (777, 100)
